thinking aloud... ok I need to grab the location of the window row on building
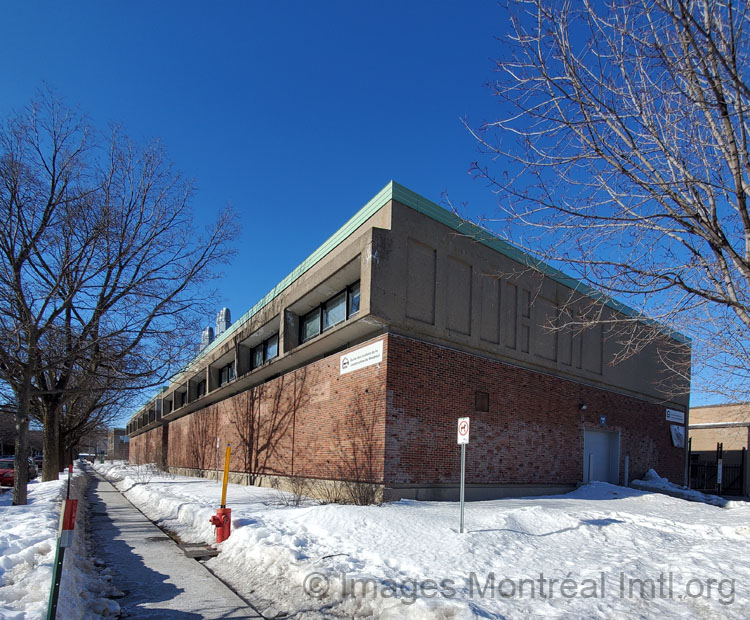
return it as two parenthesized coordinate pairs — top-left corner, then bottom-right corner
(301, 281), (360, 343)
(127, 280), (362, 435)
(219, 360), (236, 386)
(252, 334), (279, 370)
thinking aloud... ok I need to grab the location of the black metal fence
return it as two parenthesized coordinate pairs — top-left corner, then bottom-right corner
(688, 441), (746, 496)
(689, 462), (744, 495)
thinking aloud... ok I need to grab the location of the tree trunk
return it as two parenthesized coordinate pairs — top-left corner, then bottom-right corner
(13, 376), (31, 506)
(42, 405), (59, 481)
(57, 432), (67, 473)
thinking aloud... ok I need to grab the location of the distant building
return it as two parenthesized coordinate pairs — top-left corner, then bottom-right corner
(0, 408), (43, 456)
(107, 428), (130, 460)
(201, 326), (214, 349)
(126, 182), (689, 501)
(689, 403), (749, 496)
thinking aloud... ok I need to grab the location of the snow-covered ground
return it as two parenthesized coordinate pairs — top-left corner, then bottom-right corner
(94, 462), (750, 619)
(0, 464), (120, 620)
(631, 468), (742, 507)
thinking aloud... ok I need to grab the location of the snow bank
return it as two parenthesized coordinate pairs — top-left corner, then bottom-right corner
(0, 464), (120, 620)
(631, 468), (746, 507)
(94, 462), (750, 619)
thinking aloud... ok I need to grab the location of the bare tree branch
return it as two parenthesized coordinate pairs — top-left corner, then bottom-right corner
(0, 90), (237, 501)
(469, 0), (750, 400)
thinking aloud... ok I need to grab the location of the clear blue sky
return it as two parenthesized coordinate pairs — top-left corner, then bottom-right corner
(2, 0), (502, 324)
(1, 2), (717, 408)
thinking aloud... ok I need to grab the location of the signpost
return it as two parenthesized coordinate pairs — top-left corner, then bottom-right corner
(457, 417), (470, 533)
(717, 458), (723, 493)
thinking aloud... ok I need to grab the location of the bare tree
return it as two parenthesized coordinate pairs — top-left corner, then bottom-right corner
(468, 0), (750, 399)
(228, 369), (309, 484)
(187, 407), (218, 475)
(334, 390), (384, 505)
(228, 387), (263, 481)
(0, 90), (235, 503)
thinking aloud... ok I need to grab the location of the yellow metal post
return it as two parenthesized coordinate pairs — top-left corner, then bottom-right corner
(220, 444), (231, 508)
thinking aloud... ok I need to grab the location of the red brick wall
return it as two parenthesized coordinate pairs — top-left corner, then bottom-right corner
(130, 333), (684, 489)
(384, 334), (685, 486)
(129, 424), (166, 466)
(131, 337), (388, 483)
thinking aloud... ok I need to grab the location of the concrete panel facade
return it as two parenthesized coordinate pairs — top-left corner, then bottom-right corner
(370, 200), (688, 408)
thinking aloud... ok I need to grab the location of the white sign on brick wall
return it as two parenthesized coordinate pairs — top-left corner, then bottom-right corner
(340, 340), (383, 375)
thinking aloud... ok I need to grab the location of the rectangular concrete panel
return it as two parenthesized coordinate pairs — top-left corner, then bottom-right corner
(583, 323), (604, 375)
(519, 288), (531, 353)
(406, 238), (436, 325)
(479, 275), (500, 344)
(533, 296), (558, 362)
(503, 282), (517, 349)
(446, 256), (472, 335)
(558, 312), (573, 367)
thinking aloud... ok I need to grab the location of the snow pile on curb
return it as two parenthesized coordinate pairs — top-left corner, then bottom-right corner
(0, 464), (120, 620)
(630, 468), (745, 507)
(94, 462), (750, 619)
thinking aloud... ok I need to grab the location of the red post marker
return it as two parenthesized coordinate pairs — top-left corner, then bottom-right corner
(46, 499), (78, 620)
(59, 499), (78, 548)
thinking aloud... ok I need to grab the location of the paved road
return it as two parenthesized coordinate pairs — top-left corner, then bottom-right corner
(86, 470), (260, 619)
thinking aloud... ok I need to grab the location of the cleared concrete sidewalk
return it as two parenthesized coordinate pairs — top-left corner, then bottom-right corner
(86, 470), (259, 619)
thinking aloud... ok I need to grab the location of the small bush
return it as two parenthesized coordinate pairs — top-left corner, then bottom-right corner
(271, 475), (310, 506)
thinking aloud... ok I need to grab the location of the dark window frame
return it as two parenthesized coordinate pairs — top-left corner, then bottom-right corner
(219, 360), (236, 386)
(323, 290), (347, 331)
(264, 334), (279, 360)
(300, 280), (361, 344)
(251, 333), (280, 370)
(348, 281), (360, 317)
(196, 379), (207, 399)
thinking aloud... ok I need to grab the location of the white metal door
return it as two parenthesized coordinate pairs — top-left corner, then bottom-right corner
(583, 429), (620, 483)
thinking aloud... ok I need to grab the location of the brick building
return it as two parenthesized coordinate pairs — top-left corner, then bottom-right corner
(107, 428), (130, 461)
(0, 408), (43, 457)
(127, 182), (690, 500)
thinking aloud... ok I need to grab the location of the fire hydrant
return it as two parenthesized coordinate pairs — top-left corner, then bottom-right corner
(209, 443), (232, 544)
(210, 507), (231, 543)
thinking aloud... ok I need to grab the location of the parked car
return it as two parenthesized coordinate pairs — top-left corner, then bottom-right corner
(33, 455), (43, 469)
(0, 458), (39, 486)
(0, 459), (14, 486)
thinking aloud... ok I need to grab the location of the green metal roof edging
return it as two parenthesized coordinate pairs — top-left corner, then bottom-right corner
(172, 179), (688, 386)
(176, 180), (397, 375)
